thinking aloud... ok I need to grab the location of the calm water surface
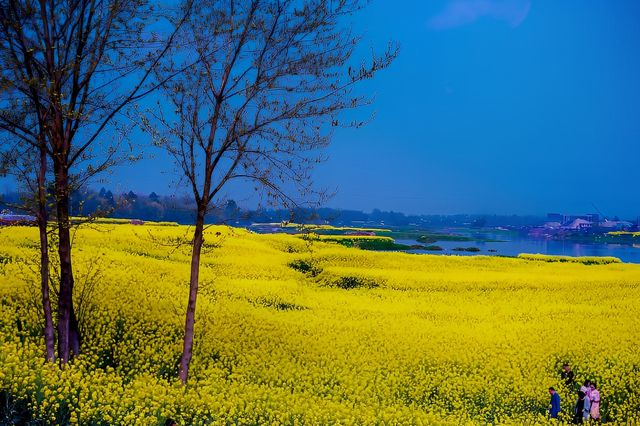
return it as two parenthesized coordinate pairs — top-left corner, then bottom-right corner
(397, 233), (640, 264)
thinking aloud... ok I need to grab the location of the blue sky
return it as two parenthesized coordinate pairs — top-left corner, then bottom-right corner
(86, 1), (640, 217)
(307, 0), (640, 217)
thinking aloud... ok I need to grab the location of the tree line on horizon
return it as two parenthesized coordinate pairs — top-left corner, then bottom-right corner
(0, 0), (397, 383)
(1, 187), (554, 228)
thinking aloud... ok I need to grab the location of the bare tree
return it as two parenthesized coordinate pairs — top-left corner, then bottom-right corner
(142, 0), (398, 383)
(1, 133), (56, 362)
(0, 0), (190, 363)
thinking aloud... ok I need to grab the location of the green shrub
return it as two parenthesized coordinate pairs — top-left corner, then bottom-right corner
(333, 276), (380, 290)
(289, 259), (323, 277)
(517, 253), (621, 265)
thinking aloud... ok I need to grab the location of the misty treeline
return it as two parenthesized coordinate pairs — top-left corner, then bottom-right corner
(0, 0), (396, 383)
(2, 188), (550, 228)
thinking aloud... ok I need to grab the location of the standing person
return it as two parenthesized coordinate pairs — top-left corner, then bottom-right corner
(583, 389), (591, 422)
(562, 363), (575, 388)
(589, 383), (601, 422)
(580, 379), (592, 416)
(573, 391), (588, 424)
(549, 387), (561, 419)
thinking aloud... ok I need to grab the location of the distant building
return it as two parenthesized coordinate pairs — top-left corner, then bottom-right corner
(562, 215), (587, 225)
(0, 214), (37, 226)
(563, 218), (593, 230)
(585, 213), (599, 223)
(543, 221), (562, 229)
(547, 213), (563, 223)
(599, 220), (633, 230)
(548, 212), (600, 226)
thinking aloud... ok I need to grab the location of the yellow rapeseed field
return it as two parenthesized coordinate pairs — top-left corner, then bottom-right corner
(1, 223), (639, 425)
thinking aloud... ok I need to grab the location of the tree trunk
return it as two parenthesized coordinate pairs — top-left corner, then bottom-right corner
(37, 146), (55, 362)
(53, 162), (81, 363)
(178, 204), (206, 384)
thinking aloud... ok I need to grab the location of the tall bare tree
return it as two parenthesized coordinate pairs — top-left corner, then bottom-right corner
(142, 0), (398, 383)
(0, 0), (190, 363)
(0, 131), (56, 362)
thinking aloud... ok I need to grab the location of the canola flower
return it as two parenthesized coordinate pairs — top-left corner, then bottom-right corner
(608, 231), (640, 237)
(0, 224), (639, 425)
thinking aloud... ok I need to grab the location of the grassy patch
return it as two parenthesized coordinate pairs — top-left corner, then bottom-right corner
(517, 253), (622, 265)
(252, 296), (307, 311)
(289, 259), (323, 277)
(311, 235), (414, 251)
(331, 276), (380, 290)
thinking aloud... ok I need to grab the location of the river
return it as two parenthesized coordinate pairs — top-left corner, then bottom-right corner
(396, 233), (640, 264)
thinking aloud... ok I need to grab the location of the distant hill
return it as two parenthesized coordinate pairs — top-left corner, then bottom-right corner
(1, 188), (546, 228)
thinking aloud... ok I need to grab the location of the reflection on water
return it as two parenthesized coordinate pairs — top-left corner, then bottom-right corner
(398, 233), (640, 264)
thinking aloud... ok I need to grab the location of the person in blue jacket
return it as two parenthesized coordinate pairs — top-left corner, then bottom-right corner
(549, 387), (561, 419)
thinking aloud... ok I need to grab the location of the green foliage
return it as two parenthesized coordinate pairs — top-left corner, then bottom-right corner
(319, 236), (414, 251)
(452, 247), (481, 252)
(289, 259), (323, 277)
(0, 390), (34, 425)
(517, 253), (622, 265)
(331, 276), (380, 290)
(252, 296), (307, 311)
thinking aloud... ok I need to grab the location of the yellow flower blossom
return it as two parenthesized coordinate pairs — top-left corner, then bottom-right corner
(0, 224), (638, 424)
